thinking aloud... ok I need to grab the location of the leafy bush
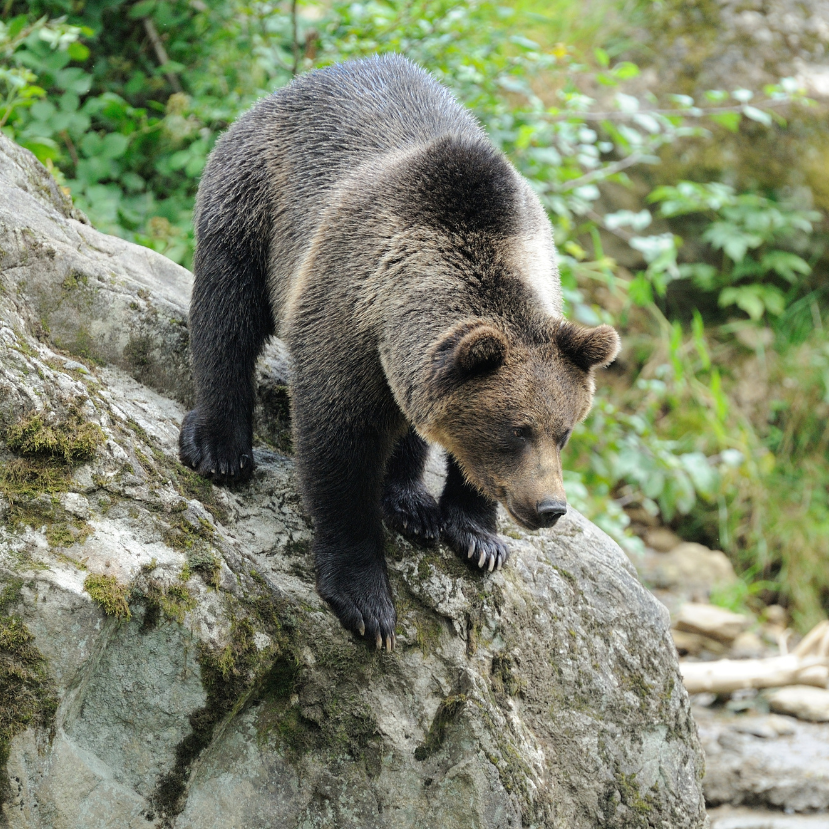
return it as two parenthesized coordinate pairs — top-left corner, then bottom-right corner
(648, 181), (820, 320)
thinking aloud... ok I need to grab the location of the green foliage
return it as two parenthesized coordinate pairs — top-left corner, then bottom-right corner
(648, 181), (820, 320)
(5, 0), (828, 625)
(709, 565), (780, 616)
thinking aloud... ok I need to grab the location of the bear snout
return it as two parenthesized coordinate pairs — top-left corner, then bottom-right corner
(505, 495), (567, 531)
(536, 498), (567, 528)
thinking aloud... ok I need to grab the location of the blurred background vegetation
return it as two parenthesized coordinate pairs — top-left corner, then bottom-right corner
(2, 0), (827, 629)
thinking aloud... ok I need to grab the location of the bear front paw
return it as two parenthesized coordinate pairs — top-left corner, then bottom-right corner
(317, 560), (397, 651)
(382, 482), (441, 545)
(441, 507), (509, 572)
(179, 408), (255, 484)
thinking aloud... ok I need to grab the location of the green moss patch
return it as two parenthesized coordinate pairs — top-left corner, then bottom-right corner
(1, 410), (102, 547)
(134, 579), (196, 629)
(162, 516), (221, 588)
(0, 458), (70, 501)
(167, 461), (228, 525)
(490, 654), (525, 698)
(84, 574), (131, 619)
(0, 459), (93, 554)
(604, 770), (658, 824)
(0, 591), (57, 808)
(5, 410), (103, 464)
(45, 517), (93, 549)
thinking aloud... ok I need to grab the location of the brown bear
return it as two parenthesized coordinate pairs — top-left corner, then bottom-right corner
(179, 54), (620, 650)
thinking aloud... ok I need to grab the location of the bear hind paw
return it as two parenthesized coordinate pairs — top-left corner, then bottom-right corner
(318, 567), (397, 651)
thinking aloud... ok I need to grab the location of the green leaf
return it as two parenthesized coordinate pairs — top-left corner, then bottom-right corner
(703, 222), (763, 261)
(59, 91), (80, 113)
(710, 111), (741, 133)
(100, 132), (130, 159)
(29, 100), (56, 122)
(19, 137), (59, 162)
(128, 0), (157, 19)
(760, 251), (811, 283)
(19, 86), (47, 100)
(742, 105), (772, 126)
(612, 62), (639, 80)
(679, 263), (718, 291)
(628, 273), (653, 306)
(55, 67), (92, 94)
(681, 452), (718, 496)
(719, 285), (786, 319)
(7, 15), (28, 39)
(594, 47), (609, 67)
(80, 132), (102, 157)
(76, 156), (116, 184)
(510, 35), (539, 51)
(168, 149), (191, 170)
(67, 42), (90, 62)
(185, 154), (206, 177)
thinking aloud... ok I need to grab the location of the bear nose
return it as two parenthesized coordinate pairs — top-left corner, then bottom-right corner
(536, 498), (567, 527)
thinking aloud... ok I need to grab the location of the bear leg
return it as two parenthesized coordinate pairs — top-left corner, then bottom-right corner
(440, 455), (509, 572)
(179, 243), (274, 483)
(381, 427), (441, 544)
(295, 411), (397, 650)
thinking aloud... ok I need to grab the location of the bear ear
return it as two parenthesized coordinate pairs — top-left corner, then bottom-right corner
(556, 321), (620, 371)
(454, 325), (509, 375)
(430, 322), (509, 385)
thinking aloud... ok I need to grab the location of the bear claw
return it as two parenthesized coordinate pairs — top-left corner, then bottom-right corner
(317, 562), (397, 651)
(382, 483), (441, 545)
(442, 512), (509, 573)
(179, 408), (255, 485)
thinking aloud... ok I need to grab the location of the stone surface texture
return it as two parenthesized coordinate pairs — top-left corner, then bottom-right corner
(0, 134), (708, 828)
(697, 707), (829, 813)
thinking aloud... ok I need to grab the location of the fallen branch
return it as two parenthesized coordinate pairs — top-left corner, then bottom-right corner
(681, 620), (829, 695)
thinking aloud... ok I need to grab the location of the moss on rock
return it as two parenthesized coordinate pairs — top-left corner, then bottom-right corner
(151, 615), (265, 825)
(0, 583), (57, 809)
(137, 580), (197, 629)
(414, 693), (467, 761)
(5, 409), (102, 464)
(84, 574), (132, 620)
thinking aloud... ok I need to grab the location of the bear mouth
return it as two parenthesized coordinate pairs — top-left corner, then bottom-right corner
(504, 501), (543, 532)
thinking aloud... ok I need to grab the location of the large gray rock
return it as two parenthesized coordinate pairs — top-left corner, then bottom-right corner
(0, 133), (708, 828)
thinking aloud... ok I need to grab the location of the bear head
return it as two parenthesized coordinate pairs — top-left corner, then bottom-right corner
(423, 317), (620, 530)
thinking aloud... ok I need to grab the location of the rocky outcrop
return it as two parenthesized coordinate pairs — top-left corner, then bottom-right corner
(0, 134), (708, 828)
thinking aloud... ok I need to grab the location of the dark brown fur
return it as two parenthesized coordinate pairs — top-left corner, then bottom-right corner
(179, 55), (620, 649)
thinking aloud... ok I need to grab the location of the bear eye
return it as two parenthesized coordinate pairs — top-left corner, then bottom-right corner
(558, 429), (572, 450)
(512, 426), (531, 441)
